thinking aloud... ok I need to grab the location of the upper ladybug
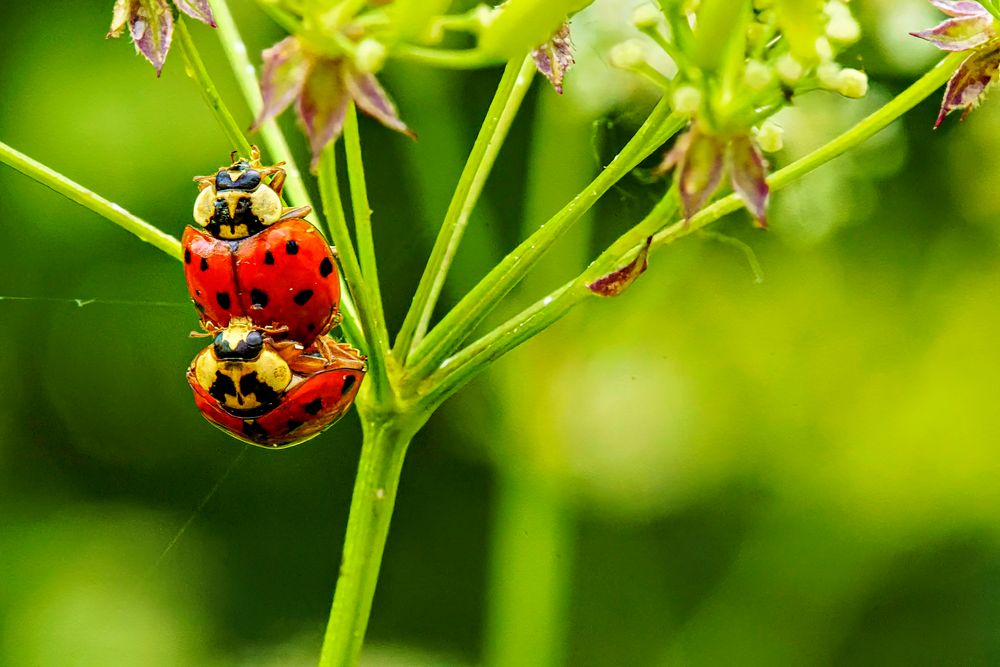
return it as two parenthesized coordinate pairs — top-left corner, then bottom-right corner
(192, 146), (309, 240)
(183, 146), (341, 345)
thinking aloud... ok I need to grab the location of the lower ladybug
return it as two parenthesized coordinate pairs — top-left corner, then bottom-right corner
(187, 317), (365, 449)
(183, 147), (341, 346)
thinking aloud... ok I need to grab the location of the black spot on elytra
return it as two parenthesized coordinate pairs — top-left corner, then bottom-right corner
(209, 371), (237, 404)
(286, 240), (299, 255)
(194, 300), (206, 314)
(200, 257), (209, 272)
(319, 257), (334, 278)
(184, 248), (191, 264)
(303, 398), (322, 415)
(342, 375), (357, 394)
(294, 289), (314, 306)
(307, 322), (316, 333)
(242, 420), (269, 442)
(216, 292), (232, 310)
(251, 288), (269, 308)
(264, 250), (275, 265)
(286, 419), (303, 432)
(239, 371), (280, 407)
(195, 289), (202, 296)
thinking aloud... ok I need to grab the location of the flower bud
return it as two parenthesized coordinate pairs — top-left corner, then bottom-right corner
(672, 85), (702, 114)
(825, 2), (861, 44)
(744, 59), (774, 91)
(814, 37), (834, 62)
(775, 53), (804, 84)
(836, 68), (868, 98)
(816, 62), (841, 89)
(754, 121), (784, 153)
(632, 4), (661, 31)
(355, 38), (387, 73)
(609, 39), (647, 70)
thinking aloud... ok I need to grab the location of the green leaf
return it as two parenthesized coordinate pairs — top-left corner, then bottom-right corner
(478, 0), (594, 59)
(773, 0), (825, 63)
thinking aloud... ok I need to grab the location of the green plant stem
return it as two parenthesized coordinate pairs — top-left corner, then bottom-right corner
(485, 468), (573, 667)
(211, 0), (363, 344)
(392, 44), (505, 70)
(420, 50), (966, 407)
(343, 104), (390, 362)
(394, 55), (536, 361)
(319, 145), (389, 394)
(174, 17), (253, 157)
(0, 141), (181, 259)
(406, 100), (685, 381)
(318, 416), (418, 667)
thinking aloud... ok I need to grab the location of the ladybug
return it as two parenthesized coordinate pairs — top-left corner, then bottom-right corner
(187, 317), (366, 448)
(183, 146), (341, 346)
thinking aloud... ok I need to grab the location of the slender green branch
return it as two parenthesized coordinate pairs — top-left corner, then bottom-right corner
(394, 55), (536, 361)
(391, 44), (505, 70)
(174, 17), (253, 157)
(318, 416), (419, 667)
(319, 145), (391, 396)
(343, 104), (391, 363)
(0, 141), (181, 260)
(211, 0), (364, 344)
(406, 100), (685, 381)
(210, 0), (321, 232)
(419, 51), (966, 407)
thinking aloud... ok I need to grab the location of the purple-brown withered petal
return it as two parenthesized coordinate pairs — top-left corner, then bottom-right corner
(729, 135), (770, 229)
(588, 236), (652, 297)
(173, 0), (216, 27)
(254, 36), (311, 132)
(928, 0), (992, 18)
(297, 59), (350, 170)
(910, 15), (994, 51)
(677, 131), (725, 220)
(345, 72), (415, 138)
(532, 22), (575, 94)
(129, 0), (173, 76)
(936, 45), (1000, 127)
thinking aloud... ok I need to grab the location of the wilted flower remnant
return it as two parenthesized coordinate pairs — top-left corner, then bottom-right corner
(107, 0), (215, 75)
(911, 0), (1000, 127)
(608, 0), (868, 226)
(255, 34), (413, 170)
(533, 22), (576, 94)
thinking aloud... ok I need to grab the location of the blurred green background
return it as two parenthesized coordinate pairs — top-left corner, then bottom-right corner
(3, 0), (1000, 665)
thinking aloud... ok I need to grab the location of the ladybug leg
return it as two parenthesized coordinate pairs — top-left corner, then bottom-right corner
(278, 205), (312, 221)
(316, 336), (367, 371)
(266, 169), (286, 197)
(190, 320), (223, 338)
(193, 175), (214, 190)
(271, 339), (331, 375)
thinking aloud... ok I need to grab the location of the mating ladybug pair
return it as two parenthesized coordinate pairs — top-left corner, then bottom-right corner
(182, 147), (365, 448)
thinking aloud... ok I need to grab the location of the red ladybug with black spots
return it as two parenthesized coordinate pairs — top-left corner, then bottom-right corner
(187, 317), (366, 448)
(183, 146), (340, 347)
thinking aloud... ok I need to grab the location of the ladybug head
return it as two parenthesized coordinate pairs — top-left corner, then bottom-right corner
(214, 161), (263, 193)
(192, 318), (294, 417)
(192, 151), (283, 240)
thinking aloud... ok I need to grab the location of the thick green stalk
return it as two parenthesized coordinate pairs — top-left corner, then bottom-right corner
(318, 415), (418, 667)
(343, 104), (390, 362)
(406, 101), (685, 381)
(420, 51), (966, 407)
(485, 468), (573, 667)
(394, 55), (536, 360)
(0, 141), (181, 259)
(174, 17), (253, 157)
